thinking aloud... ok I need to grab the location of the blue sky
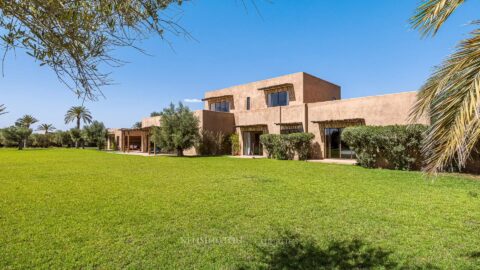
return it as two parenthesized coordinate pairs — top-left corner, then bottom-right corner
(1, 0), (480, 130)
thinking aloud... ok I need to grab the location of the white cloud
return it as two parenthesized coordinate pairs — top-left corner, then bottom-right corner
(184, 98), (202, 103)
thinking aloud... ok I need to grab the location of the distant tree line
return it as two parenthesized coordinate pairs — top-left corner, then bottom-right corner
(0, 105), (107, 150)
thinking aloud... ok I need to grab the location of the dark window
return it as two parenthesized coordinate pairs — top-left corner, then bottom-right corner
(325, 128), (355, 159)
(246, 97), (251, 110)
(268, 91), (289, 107)
(210, 101), (230, 112)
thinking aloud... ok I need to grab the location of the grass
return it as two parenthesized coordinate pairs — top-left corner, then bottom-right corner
(1, 149), (480, 269)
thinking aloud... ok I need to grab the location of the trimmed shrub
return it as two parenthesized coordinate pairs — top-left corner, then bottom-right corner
(260, 133), (315, 160)
(342, 125), (427, 170)
(260, 134), (278, 158)
(230, 133), (240, 156)
(289, 132), (315, 160)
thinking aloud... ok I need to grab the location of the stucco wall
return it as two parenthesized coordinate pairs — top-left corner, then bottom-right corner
(141, 116), (161, 128)
(303, 72), (341, 104)
(203, 72), (305, 112)
(307, 92), (429, 159)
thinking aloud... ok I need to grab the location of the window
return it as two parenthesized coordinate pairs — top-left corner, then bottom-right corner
(246, 97), (251, 110)
(210, 101), (230, 112)
(267, 91), (289, 107)
(325, 128), (355, 159)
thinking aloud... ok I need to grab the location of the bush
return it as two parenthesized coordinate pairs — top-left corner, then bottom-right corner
(195, 130), (231, 156)
(342, 125), (427, 170)
(230, 133), (240, 156)
(289, 133), (315, 160)
(260, 133), (314, 160)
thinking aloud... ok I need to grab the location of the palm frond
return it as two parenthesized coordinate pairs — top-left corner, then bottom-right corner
(411, 26), (480, 173)
(0, 104), (7, 115)
(410, 0), (464, 37)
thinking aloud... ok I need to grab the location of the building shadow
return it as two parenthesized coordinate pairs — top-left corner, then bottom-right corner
(236, 230), (439, 270)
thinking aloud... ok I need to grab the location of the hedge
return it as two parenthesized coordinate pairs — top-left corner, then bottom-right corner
(341, 124), (427, 170)
(260, 133), (315, 161)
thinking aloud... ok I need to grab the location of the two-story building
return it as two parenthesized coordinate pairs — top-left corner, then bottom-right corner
(107, 72), (428, 159)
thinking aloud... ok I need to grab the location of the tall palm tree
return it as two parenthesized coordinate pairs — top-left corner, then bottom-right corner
(410, 0), (479, 173)
(15, 114), (38, 148)
(64, 106), (92, 129)
(0, 104), (7, 116)
(37, 124), (56, 135)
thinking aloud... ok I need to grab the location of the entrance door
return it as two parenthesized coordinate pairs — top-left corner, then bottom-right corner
(325, 128), (355, 159)
(243, 131), (263, 156)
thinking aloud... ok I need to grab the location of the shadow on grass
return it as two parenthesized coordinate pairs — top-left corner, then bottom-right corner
(237, 230), (439, 270)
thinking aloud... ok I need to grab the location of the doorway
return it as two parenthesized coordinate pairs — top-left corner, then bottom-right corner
(242, 131), (263, 156)
(325, 128), (355, 159)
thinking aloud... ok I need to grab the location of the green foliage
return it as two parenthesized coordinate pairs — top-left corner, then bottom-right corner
(31, 134), (52, 148)
(52, 130), (73, 147)
(0, 1), (184, 99)
(260, 133), (315, 160)
(229, 133), (240, 156)
(195, 130), (231, 156)
(150, 111), (162, 117)
(288, 133), (315, 161)
(342, 125), (427, 170)
(1, 126), (32, 149)
(69, 128), (82, 149)
(83, 121), (107, 149)
(15, 115), (38, 128)
(65, 106), (92, 129)
(157, 103), (199, 156)
(132, 122), (142, 129)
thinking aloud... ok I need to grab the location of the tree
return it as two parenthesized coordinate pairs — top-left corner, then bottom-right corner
(2, 126), (32, 150)
(0, 1), (186, 100)
(65, 106), (93, 129)
(37, 124), (55, 135)
(132, 122), (143, 129)
(150, 126), (162, 155)
(15, 114), (38, 128)
(150, 111), (162, 117)
(410, 1), (480, 173)
(15, 114), (38, 148)
(69, 128), (82, 149)
(83, 121), (108, 150)
(157, 103), (199, 156)
(0, 104), (7, 116)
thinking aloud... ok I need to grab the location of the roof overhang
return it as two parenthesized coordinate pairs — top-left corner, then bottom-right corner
(201, 95), (234, 101)
(258, 83), (294, 91)
(274, 122), (302, 126)
(311, 118), (365, 128)
(235, 124), (268, 128)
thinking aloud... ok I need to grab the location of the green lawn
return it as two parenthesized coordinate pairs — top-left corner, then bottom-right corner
(1, 149), (480, 269)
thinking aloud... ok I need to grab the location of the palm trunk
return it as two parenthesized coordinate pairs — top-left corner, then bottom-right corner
(76, 117), (80, 130)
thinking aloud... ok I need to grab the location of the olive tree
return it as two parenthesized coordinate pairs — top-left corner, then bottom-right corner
(156, 103), (199, 156)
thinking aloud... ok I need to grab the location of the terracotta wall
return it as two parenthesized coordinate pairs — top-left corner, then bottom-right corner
(307, 92), (429, 159)
(203, 72), (305, 112)
(303, 73), (341, 104)
(141, 116), (161, 128)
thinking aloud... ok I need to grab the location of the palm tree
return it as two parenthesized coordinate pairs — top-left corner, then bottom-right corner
(409, 0), (480, 173)
(65, 106), (92, 148)
(37, 124), (56, 135)
(64, 106), (92, 129)
(16, 114), (38, 128)
(0, 104), (7, 116)
(15, 114), (38, 148)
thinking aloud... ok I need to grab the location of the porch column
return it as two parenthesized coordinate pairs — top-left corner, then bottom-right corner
(127, 133), (130, 153)
(107, 136), (111, 150)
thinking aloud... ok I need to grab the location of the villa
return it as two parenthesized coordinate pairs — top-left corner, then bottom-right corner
(107, 72), (428, 159)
